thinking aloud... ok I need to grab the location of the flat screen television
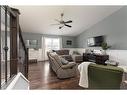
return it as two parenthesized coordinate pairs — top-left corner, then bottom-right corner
(87, 36), (104, 47)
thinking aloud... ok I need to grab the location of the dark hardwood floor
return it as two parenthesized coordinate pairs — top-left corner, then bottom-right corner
(28, 61), (84, 90)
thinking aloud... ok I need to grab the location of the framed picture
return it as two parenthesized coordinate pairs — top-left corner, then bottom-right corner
(29, 40), (38, 46)
(26, 40), (38, 48)
(66, 40), (72, 45)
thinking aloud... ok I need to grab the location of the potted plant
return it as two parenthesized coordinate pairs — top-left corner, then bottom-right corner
(101, 42), (111, 55)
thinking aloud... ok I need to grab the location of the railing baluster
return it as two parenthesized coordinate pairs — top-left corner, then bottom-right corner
(0, 5), (1, 89)
(4, 6), (8, 83)
(25, 48), (29, 78)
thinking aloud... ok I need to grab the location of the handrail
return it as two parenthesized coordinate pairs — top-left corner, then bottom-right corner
(19, 26), (28, 54)
(19, 26), (29, 79)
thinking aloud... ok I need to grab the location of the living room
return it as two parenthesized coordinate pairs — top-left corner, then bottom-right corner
(14, 6), (127, 89)
(1, 4), (127, 90)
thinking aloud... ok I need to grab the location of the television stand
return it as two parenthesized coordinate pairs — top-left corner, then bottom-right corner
(83, 53), (109, 65)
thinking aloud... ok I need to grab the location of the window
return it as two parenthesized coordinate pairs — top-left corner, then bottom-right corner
(45, 37), (60, 50)
(44, 37), (61, 60)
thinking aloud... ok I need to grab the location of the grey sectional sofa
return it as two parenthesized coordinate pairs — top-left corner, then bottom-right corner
(47, 52), (78, 79)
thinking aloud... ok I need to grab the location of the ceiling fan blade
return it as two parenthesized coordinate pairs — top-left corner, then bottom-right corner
(65, 24), (72, 28)
(61, 13), (64, 17)
(59, 25), (64, 29)
(64, 20), (72, 23)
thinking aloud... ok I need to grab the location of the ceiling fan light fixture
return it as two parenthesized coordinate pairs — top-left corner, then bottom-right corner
(61, 13), (64, 17)
(52, 13), (73, 29)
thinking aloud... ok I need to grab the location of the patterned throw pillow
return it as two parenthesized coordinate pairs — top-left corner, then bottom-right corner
(59, 57), (69, 65)
(73, 51), (81, 55)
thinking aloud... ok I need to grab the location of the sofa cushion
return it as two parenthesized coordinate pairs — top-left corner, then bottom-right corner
(50, 52), (63, 66)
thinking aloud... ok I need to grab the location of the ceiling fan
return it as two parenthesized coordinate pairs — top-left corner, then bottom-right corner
(51, 13), (73, 29)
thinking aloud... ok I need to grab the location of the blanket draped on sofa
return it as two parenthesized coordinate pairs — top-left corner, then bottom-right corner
(78, 62), (95, 88)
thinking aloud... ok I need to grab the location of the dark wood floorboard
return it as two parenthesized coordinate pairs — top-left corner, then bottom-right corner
(28, 61), (84, 90)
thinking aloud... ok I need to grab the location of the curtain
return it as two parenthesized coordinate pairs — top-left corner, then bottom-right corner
(41, 36), (61, 61)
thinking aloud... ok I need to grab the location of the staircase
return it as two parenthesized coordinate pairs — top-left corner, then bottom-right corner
(0, 6), (29, 89)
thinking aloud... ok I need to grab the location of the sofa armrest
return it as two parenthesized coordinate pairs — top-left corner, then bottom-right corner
(61, 62), (76, 69)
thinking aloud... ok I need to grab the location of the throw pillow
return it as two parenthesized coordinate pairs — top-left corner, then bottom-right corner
(52, 50), (56, 52)
(73, 51), (81, 55)
(59, 57), (69, 65)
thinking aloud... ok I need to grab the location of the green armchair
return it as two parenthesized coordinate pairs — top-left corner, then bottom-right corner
(88, 64), (124, 89)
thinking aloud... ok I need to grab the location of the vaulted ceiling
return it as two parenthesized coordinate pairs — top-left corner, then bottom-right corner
(13, 6), (122, 36)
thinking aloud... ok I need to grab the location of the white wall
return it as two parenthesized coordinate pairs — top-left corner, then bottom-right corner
(29, 49), (44, 61)
(107, 50), (127, 66)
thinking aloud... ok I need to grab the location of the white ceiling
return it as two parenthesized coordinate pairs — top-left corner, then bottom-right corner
(13, 6), (122, 36)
